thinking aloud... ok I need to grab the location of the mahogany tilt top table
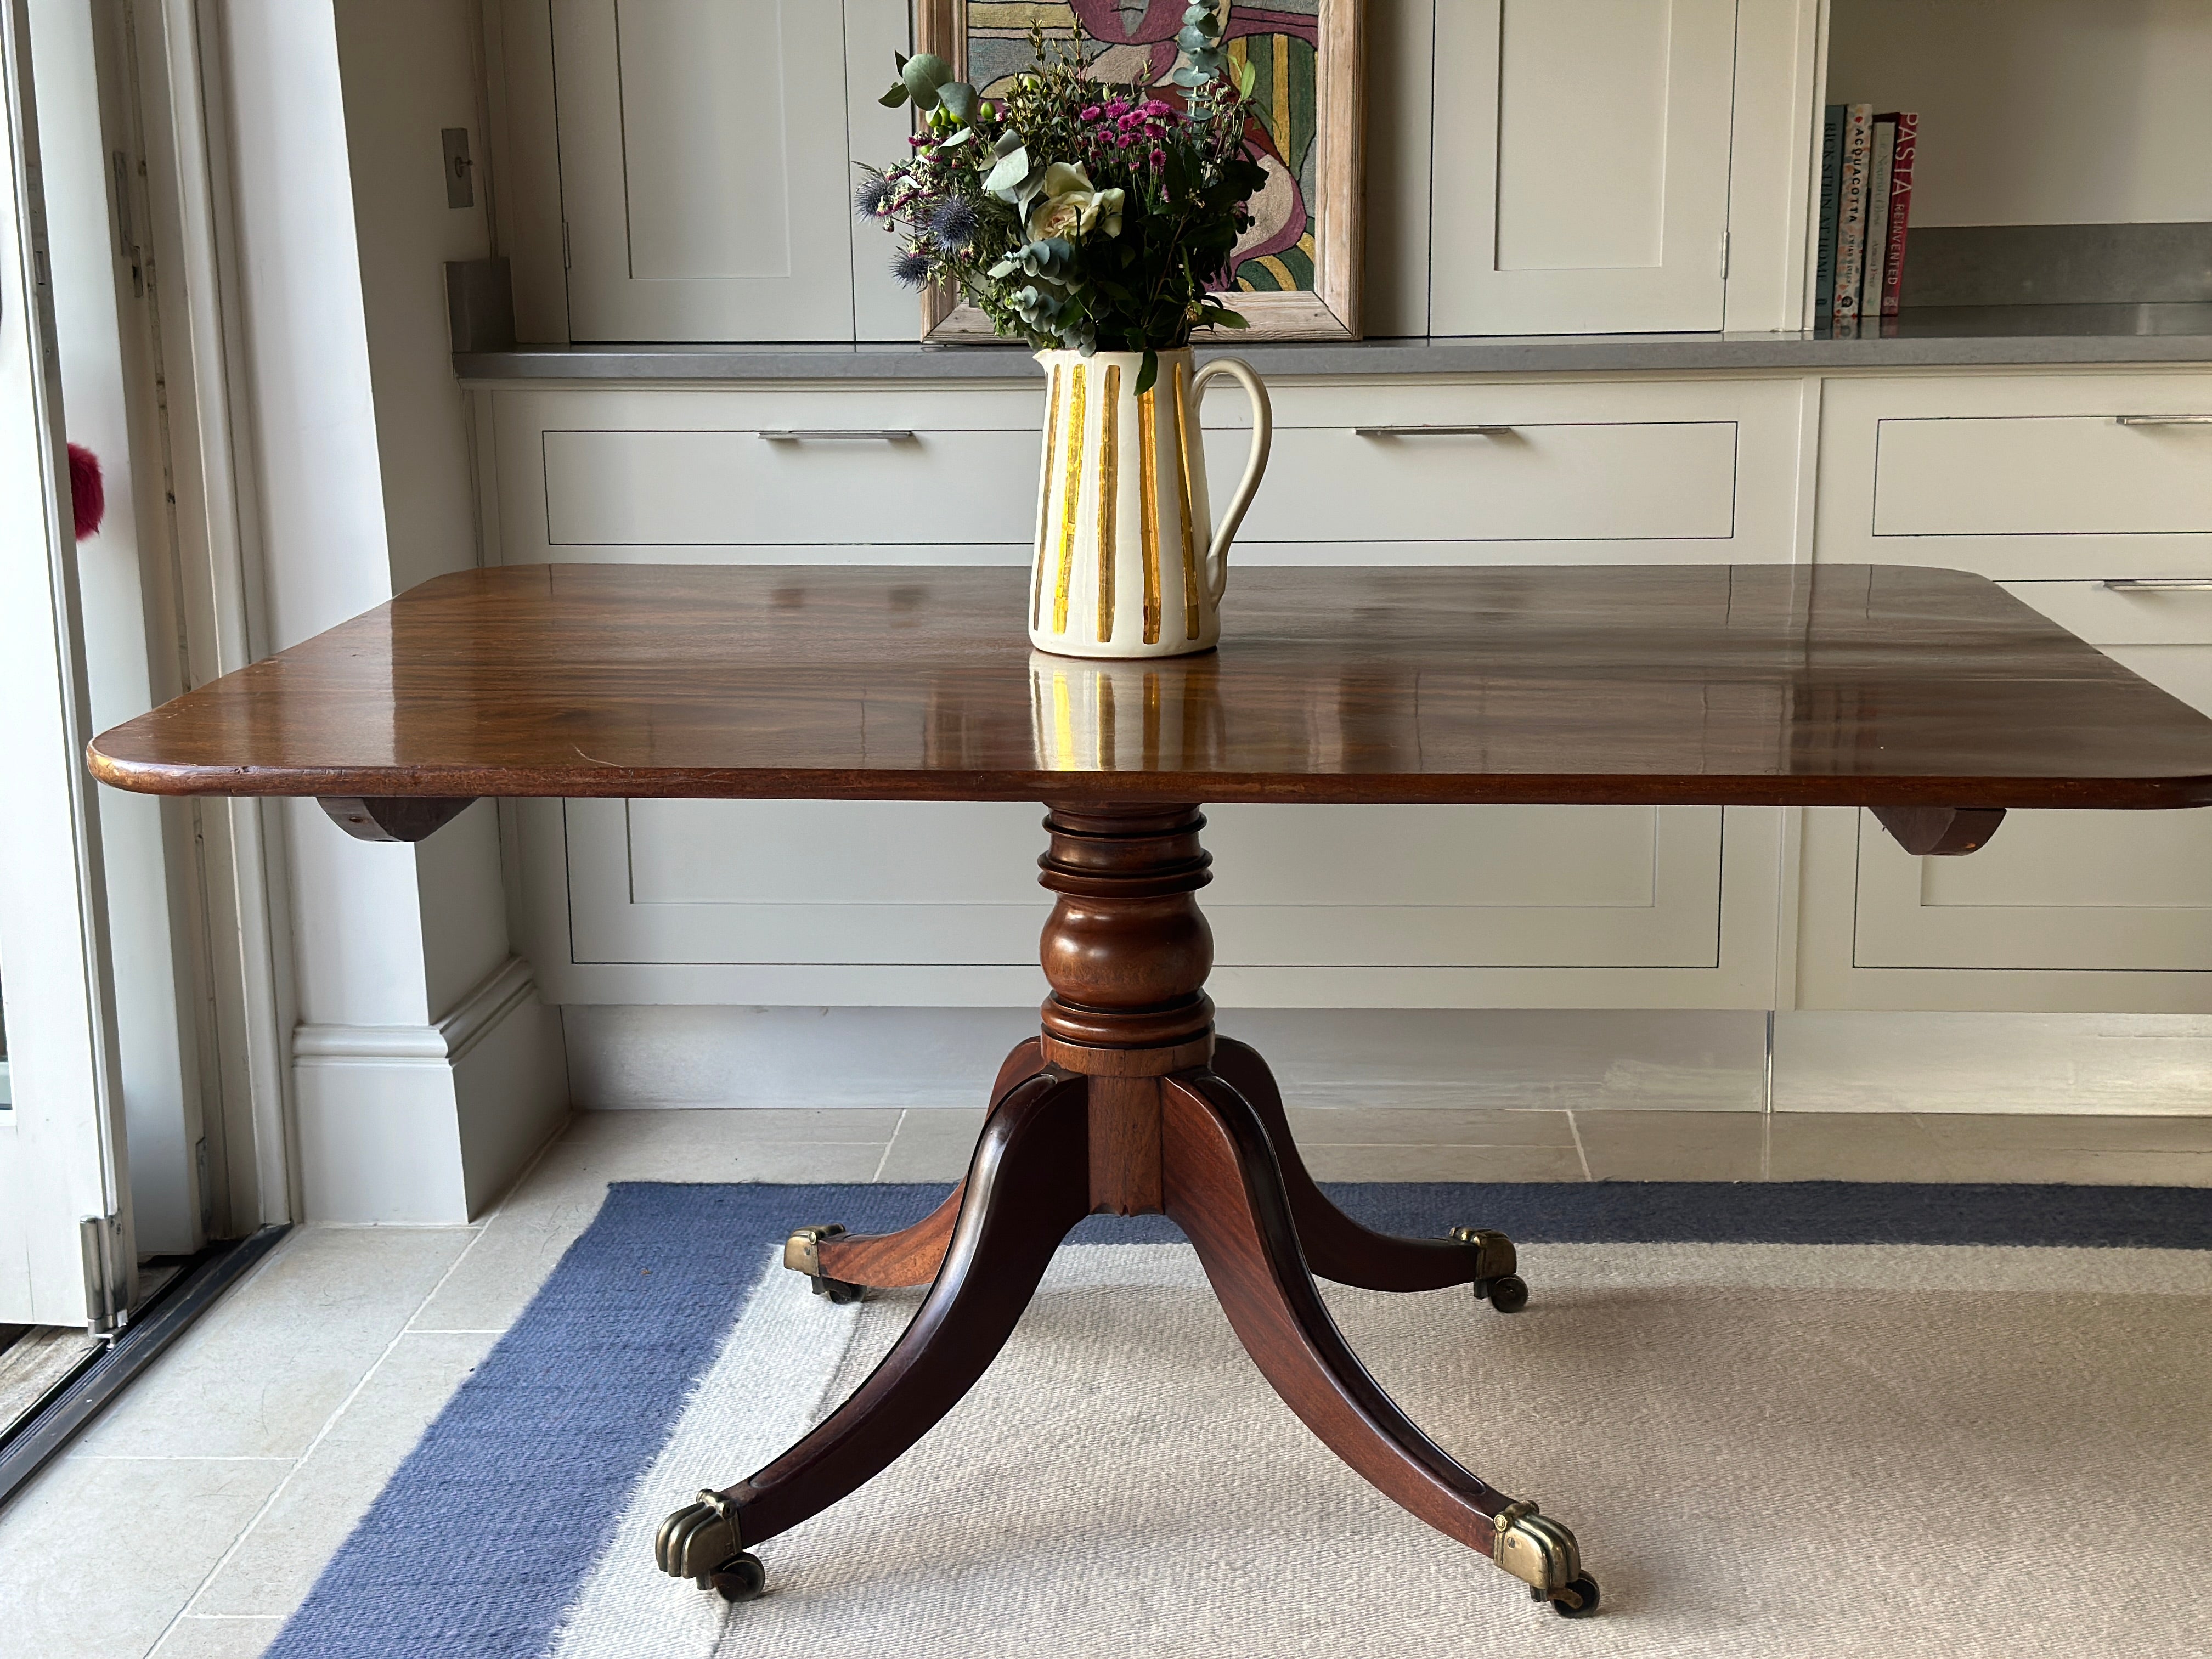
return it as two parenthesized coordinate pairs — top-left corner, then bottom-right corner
(89, 562), (2212, 1620)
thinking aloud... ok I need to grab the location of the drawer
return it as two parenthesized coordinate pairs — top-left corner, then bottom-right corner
(1999, 579), (2212, 647)
(1202, 420), (1739, 544)
(558, 799), (1726, 973)
(1815, 374), (2212, 580)
(1875, 414), (2212, 538)
(541, 427), (1043, 547)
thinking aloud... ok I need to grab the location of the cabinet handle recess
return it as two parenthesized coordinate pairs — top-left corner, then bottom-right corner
(2098, 578), (2212, 591)
(1351, 424), (1515, 437)
(2113, 415), (2212, 426)
(753, 429), (917, 442)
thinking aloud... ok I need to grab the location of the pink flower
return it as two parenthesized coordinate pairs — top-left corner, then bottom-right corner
(1079, 105), (1102, 122)
(1150, 148), (1166, 170)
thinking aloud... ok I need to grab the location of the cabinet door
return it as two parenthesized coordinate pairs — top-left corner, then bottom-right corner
(551, 0), (856, 341)
(1428, 0), (1737, 335)
(1849, 593), (2212, 977)
(540, 798), (1731, 1007)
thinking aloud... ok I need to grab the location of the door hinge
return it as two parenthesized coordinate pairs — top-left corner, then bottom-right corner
(561, 219), (571, 269)
(80, 1214), (128, 1338)
(1719, 229), (1730, 279)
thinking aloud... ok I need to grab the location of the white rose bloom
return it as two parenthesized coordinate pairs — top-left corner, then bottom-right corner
(1026, 162), (1126, 243)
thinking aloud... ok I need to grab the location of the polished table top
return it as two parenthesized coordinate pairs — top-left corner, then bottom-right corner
(87, 563), (2212, 809)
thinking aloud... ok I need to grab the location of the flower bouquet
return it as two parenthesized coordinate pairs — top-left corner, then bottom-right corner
(860, 8), (1279, 659)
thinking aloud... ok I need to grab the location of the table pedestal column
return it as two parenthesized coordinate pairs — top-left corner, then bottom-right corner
(653, 803), (1598, 1620)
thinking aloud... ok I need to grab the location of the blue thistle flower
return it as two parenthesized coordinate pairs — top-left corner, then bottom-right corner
(929, 197), (980, 250)
(890, 245), (934, 287)
(853, 174), (893, 219)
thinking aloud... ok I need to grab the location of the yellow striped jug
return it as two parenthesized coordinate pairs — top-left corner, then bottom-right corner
(1028, 347), (1272, 659)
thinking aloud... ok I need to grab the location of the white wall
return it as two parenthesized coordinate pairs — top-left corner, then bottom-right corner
(218, 0), (565, 1221)
(1827, 0), (2212, 227)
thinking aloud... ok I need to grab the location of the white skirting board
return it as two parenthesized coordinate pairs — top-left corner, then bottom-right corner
(292, 956), (571, 1222)
(563, 1006), (1771, 1113)
(562, 1005), (2212, 1117)
(1771, 1011), (2212, 1116)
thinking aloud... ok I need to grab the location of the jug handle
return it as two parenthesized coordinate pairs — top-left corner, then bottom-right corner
(1190, 357), (1272, 604)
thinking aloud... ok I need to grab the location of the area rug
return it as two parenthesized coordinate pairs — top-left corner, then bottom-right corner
(265, 1182), (2212, 1659)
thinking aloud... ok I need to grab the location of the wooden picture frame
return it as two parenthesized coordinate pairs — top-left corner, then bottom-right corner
(914, 0), (1363, 343)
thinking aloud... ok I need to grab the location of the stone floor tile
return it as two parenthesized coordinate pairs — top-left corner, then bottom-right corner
(1299, 1143), (1588, 1182)
(0, 1455), (286, 1659)
(191, 1330), (499, 1617)
(72, 1227), (472, 1459)
(1576, 1110), (1765, 1181)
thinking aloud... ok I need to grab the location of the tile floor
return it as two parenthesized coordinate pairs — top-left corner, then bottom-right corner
(2, 1103), (2208, 1658)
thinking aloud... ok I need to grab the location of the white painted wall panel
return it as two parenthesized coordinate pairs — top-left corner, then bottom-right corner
(1431, 0), (1738, 334)
(552, 0), (855, 339)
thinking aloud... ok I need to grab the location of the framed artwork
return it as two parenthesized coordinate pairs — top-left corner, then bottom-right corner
(915, 0), (1363, 343)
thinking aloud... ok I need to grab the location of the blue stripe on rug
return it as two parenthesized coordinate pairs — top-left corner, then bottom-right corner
(263, 1178), (2212, 1659)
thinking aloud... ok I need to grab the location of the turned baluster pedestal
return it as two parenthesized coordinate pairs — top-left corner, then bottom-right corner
(652, 803), (1598, 1618)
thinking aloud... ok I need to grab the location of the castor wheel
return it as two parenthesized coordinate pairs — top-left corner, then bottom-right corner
(1483, 1273), (1530, 1314)
(707, 1552), (767, 1602)
(817, 1276), (862, 1305)
(1550, 1575), (1600, 1618)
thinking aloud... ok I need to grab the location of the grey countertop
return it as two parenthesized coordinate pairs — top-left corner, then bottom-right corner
(454, 304), (2212, 384)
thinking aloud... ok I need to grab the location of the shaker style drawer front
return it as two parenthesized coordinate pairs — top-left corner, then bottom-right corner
(1852, 801), (2212, 974)
(1999, 580), (2212, 648)
(558, 799), (1726, 975)
(1874, 415), (2212, 538)
(1848, 625), (2212, 977)
(540, 427), (1045, 548)
(1206, 421), (1739, 544)
(1816, 375), (2212, 579)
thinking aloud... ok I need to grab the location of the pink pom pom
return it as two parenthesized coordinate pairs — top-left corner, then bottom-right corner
(68, 442), (104, 541)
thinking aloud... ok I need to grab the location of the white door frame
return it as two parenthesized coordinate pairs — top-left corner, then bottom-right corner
(95, 0), (300, 1234)
(0, 0), (133, 1328)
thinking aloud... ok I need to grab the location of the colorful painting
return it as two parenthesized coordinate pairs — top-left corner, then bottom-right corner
(963, 2), (1323, 296)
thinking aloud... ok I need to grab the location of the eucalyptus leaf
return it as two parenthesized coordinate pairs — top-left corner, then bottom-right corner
(901, 52), (953, 109)
(878, 82), (910, 108)
(937, 125), (973, 148)
(983, 144), (1031, 196)
(1176, 24), (1209, 50)
(1170, 65), (1206, 86)
(936, 80), (976, 122)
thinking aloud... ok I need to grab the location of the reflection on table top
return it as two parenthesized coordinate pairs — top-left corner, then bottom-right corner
(86, 563), (2212, 810)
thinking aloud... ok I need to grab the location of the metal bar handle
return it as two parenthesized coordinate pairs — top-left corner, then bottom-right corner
(2098, 578), (2212, 591)
(2113, 415), (2212, 426)
(753, 429), (917, 441)
(1352, 424), (1515, 437)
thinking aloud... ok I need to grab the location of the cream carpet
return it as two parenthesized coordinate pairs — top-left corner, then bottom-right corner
(556, 1240), (2212, 1658)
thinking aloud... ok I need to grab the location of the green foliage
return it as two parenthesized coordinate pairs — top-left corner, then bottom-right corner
(859, 12), (1267, 356)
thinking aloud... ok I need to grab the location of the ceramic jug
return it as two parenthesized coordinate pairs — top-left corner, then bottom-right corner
(1028, 346), (1272, 659)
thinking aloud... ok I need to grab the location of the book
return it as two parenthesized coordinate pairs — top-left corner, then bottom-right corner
(1878, 111), (1918, 317)
(1831, 104), (1874, 328)
(1859, 116), (1897, 323)
(1814, 105), (1844, 320)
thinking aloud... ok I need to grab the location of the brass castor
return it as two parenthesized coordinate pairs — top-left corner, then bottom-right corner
(1450, 1227), (1530, 1312)
(1550, 1575), (1601, 1618)
(707, 1553), (768, 1603)
(1493, 1499), (1595, 1618)
(785, 1225), (863, 1303)
(1483, 1273), (1530, 1314)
